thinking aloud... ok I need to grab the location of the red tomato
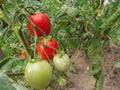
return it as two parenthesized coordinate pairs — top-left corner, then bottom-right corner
(27, 13), (51, 36)
(37, 38), (58, 60)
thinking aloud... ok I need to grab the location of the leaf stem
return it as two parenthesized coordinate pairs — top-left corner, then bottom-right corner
(33, 25), (38, 59)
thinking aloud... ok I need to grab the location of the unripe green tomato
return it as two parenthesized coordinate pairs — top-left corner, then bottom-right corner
(58, 77), (67, 86)
(53, 54), (70, 72)
(25, 60), (53, 89)
(0, 0), (6, 5)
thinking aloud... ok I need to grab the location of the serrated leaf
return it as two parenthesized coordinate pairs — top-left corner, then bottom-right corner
(88, 68), (101, 76)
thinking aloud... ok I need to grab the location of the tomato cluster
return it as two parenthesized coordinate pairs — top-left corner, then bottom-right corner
(23, 12), (70, 89)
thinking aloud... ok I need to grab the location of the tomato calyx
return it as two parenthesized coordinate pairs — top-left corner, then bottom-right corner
(29, 59), (36, 62)
(29, 56), (43, 62)
(56, 51), (65, 58)
(39, 36), (52, 46)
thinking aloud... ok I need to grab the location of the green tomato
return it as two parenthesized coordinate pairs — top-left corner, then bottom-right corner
(25, 60), (53, 89)
(0, 0), (6, 5)
(58, 77), (67, 86)
(53, 54), (70, 72)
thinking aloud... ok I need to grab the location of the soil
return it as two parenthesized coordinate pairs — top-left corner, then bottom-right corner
(102, 43), (120, 90)
(65, 50), (96, 90)
(63, 43), (120, 90)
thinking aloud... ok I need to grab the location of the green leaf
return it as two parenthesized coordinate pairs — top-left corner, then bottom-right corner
(0, 73), (16, 90)
(96, 74), (103, 90)
(88, 68), (101, 76)
(11, 59), (26, 72)
(111, 26), (120, 45)
(0, 57), (11, 69)
(12, 83), (27, 90)
(114, 59), (120, 68)
(0, 57), (26, 72)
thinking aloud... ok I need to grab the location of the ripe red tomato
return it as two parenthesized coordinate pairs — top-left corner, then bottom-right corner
(27, 13), (51, 36)
(37, 38), (58, 60)
(25, 60), (53, 89)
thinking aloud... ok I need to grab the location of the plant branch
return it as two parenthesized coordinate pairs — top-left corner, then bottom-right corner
(14, 25), (30, 60)
(6, 72), (24, 76)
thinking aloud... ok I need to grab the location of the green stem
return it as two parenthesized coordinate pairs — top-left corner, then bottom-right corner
(46, 45), (58, 52)
(18, 12), (47, 36)
(6, 72), (24, 76)
(26, 15), (47, 59)
(42, 44), (51, 60)
(24, 6), (36, 13)
(33, 27), (38, 59)
(15, 26), (30, 60)
(26, 16), (47, 36)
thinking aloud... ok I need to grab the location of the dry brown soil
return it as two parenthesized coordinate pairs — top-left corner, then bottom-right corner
(63, 44), (120, 90)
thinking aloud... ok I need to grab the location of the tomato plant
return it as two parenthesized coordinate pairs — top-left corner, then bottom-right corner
(53, 53), (70, 72)
(27, 13), (51, 36)
(37, 37), (59, 60)
(0, 0), (120, 90)
(25, 60), (53, 89)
